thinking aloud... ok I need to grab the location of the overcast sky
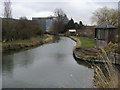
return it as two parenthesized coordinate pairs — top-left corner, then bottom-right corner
(0, 0), (119, 25)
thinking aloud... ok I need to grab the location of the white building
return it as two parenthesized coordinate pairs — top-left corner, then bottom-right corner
(69, 29), (76, 33)
(68, 29), (76, 36)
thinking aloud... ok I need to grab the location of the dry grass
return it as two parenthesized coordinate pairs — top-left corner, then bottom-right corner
(70, 35), (119, 88)
(69, 36), (81, 49)
(2, 34), (53, 51)
(93, 48), (119, 88)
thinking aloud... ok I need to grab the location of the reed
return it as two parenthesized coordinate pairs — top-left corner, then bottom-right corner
(93, 48), (119, 88)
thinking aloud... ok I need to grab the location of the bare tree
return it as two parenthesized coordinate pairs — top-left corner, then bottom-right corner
(53, 8), (68, 33)
(92, 7), (118, 26)
(4, 0), (12, 18)
(54, 8), (66, 20)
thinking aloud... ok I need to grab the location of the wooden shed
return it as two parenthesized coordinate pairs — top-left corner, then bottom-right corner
(95, 21), (116, 47)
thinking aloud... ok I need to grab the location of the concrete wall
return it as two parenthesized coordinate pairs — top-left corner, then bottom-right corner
(95, 39), (107, 48)
(108, 53), (120, 65)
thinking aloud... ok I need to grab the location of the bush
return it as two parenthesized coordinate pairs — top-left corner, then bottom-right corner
(104, 42), (118, 53)
(2, 18), (43, 42)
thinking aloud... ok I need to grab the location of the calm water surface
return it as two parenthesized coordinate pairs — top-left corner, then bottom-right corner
(2, 37), (95, 88)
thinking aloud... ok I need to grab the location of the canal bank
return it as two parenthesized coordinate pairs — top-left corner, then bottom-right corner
(70, 36), (120, 65)
(71, 36), (120, 88)
(2, 34), (53, 52)
(2, 37), (120, 88)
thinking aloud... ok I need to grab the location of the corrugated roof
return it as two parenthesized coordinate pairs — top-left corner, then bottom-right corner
(95, 21), (116, 29)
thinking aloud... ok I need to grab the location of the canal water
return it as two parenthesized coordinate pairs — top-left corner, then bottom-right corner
(2, 37), (95, 88)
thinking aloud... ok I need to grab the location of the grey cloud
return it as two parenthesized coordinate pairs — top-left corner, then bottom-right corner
(0, 0), (118, 25)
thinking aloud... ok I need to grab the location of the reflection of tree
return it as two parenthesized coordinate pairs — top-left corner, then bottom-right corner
(52, 35), (60, 43)
(18, 51), (34, 67)
(2, 55), (14, 74)
(55, 53), (65, 62)
(3, 51), (35, 75)
(11, 51), (35, 68)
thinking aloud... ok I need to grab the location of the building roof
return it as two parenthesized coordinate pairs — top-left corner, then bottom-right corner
(95, 21), (116, 29)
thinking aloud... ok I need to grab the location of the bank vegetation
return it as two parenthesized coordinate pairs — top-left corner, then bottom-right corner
(71, 36), (119, 88)
(2, 17), (54, 51)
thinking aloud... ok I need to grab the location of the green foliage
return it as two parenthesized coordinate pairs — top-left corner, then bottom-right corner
(75, 22), (79, 29)
(66, 18), (76, 29)
(75, 36), (95, 48)
(2, 18), (43, 42)
(65, 19), (84, 31)
(79, 21), (83, 26)
(79, 21), (84, 29)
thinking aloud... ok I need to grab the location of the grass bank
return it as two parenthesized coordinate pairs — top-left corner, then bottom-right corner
(70, 36), (99, 61)
(2, 34), (53, 51)
(74, 36), (95, 48)
(70, 36), (95, 48)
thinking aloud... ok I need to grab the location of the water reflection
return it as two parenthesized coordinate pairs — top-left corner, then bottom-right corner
(2, 37), (94, 88)
(3, 51), (34, 72)
(3, 37), (120, 88)
(52, 35), (60, 43)
(2, 55), (14, 75)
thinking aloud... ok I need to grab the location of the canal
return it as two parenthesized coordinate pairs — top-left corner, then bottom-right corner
(2, 37), (95, 88)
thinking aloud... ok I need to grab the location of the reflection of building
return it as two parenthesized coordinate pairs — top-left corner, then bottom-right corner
(95, 21), (116, 48)
(32, 17), (56, 33)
